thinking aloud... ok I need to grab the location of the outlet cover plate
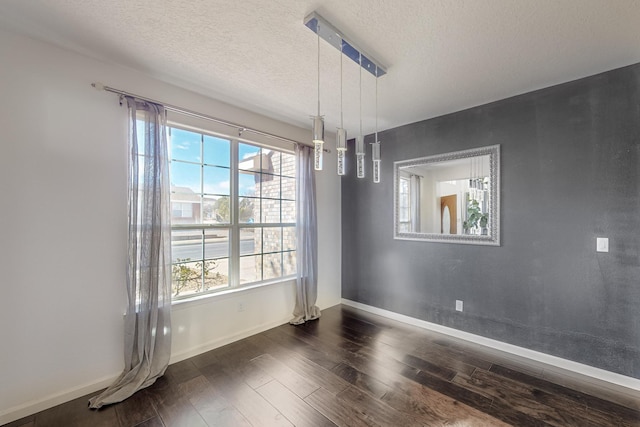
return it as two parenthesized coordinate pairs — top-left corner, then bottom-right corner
(596, 237), (609, 253)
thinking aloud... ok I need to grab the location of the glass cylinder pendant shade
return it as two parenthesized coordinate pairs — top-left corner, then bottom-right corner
(312, 115), (324, 170)
(356, 154), (365, 178)
(355, 135), (365, 178)
(336, 128), (347, 176)
(314, 141), (323, 170)
(312, 115), (324, 143)
(337, 150), (346, 175)
(372, 141), (381, 183)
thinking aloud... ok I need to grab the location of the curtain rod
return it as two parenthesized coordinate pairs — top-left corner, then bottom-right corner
(91, 82), (328, 152)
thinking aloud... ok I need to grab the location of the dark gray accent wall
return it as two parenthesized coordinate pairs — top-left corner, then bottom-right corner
(341, 63), (640, 379)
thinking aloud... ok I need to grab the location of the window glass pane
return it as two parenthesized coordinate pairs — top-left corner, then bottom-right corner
(240, 255), (261, 284)
(204, 229), (229, 291)
(283, 227), (296, 251)
(170, 128), (201, 163)
(172, 260), (202, 297)
(239, 171), (259, 197)
(399, 178), (410, 222)
(203, 195), (228, 224)
(281, 152), (295, 178)
(204, 258), (229, 291)
(240, 228), (261, 256)
(203, 135), (230, 167)
(264, 150), (280, 175)
(261, 200), (281, 223)
(282, 200), (295, 223)
(170, 197), (201, 225)
(283, 251), (296, 276)
(172, 229), (202, 263)
(171, 161), (200, 194)
(261, 151), (276, 175)
(171, 202), (194, 219)
(205, 229), (229, 260)
(263, 253), (283, 280)
(135, 120), (146, 155)
(203, 165), (230, 196)
(263, 227), (282, 253)
(259, 174), (280, 199)
(239, 143), (261, 171)
(239, 197), (258, 223)
(281, 177), (295, 200)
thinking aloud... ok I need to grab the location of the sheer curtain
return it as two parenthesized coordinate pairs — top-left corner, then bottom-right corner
(89, 96), (172, 408)
(290, 145), (321, 325)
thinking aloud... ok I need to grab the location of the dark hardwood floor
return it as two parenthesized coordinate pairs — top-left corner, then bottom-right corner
(6, 304), (640, 426)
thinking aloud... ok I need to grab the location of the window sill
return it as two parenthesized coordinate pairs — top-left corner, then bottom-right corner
(170, 276), (296, 310)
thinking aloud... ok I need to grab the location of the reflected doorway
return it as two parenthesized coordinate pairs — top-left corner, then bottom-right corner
(440, 195), (457, 234)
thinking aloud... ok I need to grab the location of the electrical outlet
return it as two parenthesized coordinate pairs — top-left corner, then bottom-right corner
(456, 300), (463, 312)
(237, 302), (245, 312)
(596, 237), (609, 253)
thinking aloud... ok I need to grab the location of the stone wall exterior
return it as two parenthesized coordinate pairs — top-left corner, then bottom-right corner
(254, 151), (296, 280)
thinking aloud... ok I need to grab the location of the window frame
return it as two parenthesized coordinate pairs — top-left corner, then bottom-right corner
(168, 122), (297, 301)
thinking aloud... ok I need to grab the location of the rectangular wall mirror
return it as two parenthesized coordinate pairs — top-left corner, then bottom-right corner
(394, 144), (500, 245)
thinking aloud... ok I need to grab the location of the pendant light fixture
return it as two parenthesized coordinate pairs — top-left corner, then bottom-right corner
(303, 12), (386, 178)
(372, 71), (381, 183)
(312, 22), (324, 171)
(336, 42), (347, 176)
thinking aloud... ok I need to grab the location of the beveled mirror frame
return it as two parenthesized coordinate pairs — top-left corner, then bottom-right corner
(394, 144), (500, 245)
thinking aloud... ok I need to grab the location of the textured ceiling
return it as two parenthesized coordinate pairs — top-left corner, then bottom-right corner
(1, 0), (640, 138)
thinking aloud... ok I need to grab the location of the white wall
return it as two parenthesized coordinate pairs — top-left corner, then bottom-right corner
(0, 28), (341, 424)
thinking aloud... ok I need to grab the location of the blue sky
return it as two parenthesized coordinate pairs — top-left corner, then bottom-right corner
(168, 127), (260, 196)
(135, 123), (293, 199)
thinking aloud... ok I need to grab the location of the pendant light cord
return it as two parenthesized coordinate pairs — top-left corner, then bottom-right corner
(340, 42), (344, 128)
(359, 54), (362, 137)
(375, 71), (378, 142)
(317, 24), (321, 117)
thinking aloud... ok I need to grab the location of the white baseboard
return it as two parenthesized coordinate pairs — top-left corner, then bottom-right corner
(0, 374), (117, 426)
(0, 316), (291, 426)
(341, 298), (640, 392)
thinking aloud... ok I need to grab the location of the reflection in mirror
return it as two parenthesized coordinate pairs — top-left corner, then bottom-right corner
(394, 145), (500, 245)
(400, 155), (489, 234)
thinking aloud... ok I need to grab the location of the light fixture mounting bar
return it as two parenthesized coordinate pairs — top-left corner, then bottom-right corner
(304, 11), (387, 78)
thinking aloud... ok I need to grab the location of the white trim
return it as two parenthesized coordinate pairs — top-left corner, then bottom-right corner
(0, 316), (290, 426)
(0, 375), (117, 425)
(171, 277), (296, 309)
(341, 298), (640, 392)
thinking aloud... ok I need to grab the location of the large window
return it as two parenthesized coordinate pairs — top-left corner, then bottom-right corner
(167, 125), (296, 299)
